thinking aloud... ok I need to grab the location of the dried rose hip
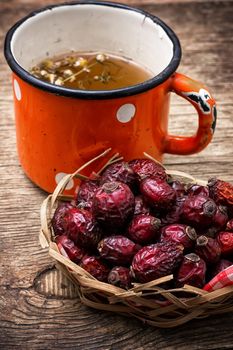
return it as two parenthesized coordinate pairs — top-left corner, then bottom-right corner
(134, 195), (151, 216)
(131, 242), (184, 283)
(182, 195), (217, 228)
(212, 205), (228, 229)
(175, 253), (206, 288)
(140, 177), (176, 210)
(226, 219), (233, 231)
(216, 231), (233, 255)
(170, 180), (186, 197)
(208, 177), (233, 207)
(76, 179), (99, 210)
(100, 161), (138, 191)
(210, 259), (232, 279)
(98, 235), (141, 265)
(195, 235), (221, 264)
(161, 196), (186, 225)
(108, 266), (132, 289)
(128, 214), (161, 244)
(52, 202), (74, 235)
(56, 235), (86, 263)
(64, 207), (102, 249)
(80, 256), (110, 282)
(128, 158), (167, 180)
(187, 184), (209, 197)
(93, 181), (135, 228)
(160, 224), (197, 250)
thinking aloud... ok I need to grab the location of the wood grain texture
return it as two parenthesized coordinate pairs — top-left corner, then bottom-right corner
(0, 0), (233, 349)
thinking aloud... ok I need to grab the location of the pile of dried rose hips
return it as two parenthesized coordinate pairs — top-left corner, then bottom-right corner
(52, 159), (233, 290)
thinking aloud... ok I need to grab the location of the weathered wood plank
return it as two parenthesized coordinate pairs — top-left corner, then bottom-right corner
(0, 0), (233, 349)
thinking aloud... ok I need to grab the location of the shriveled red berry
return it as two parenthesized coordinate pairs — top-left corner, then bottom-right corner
(175, 253), (206, 288)
(226, 219), (233, 231)
(56, 235), (86, 263)
(208, 177), (233, 206)
(80, 256), (109, 282)
(187, 184), (209, 197)
(170, 180), (186, 197)
(195, 235), (221, 264)
(212, 205), (228, 229)
(182, 195), (217, 228)
(128, 214), (161, 244)
(129, 158), (167, 180)
(134, 195), (150, 216)
(98, 235), (141, 265)
(140, 177), (176, 210)
(160, 224), (197, 250)
(64, 208), (102, 249)
(93, 181), (135, 228)
(216, 231), (233, 255)
(210, 259), (232, 279)
(100, 161), (138, 191)
(161, 196), (186, 225)
(131, 242), (184, 283)
(51, 202), (74, 235)
(76, 179), (99, 210)
(108, 266), (132, 289)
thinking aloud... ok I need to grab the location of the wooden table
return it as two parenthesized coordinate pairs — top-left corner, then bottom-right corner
(1, 0), (233, 348)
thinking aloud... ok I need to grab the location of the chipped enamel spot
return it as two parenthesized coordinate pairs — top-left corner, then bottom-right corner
(55, 172), (74, 190)
(211, 104), (217, 133)
(116, 104), (136, 123)
(14, 79), (21, 100)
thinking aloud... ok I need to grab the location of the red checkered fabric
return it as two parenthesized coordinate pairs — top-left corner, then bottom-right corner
(203, 265), (233, 292)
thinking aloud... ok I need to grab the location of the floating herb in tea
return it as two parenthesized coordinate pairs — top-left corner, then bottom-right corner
(30, 52), (153, 90)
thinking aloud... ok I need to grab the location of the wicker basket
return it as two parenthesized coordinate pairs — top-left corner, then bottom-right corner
(39, 149), (233, 328)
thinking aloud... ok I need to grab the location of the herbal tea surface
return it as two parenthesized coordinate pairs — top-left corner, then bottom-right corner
(30, 52), (153, 90)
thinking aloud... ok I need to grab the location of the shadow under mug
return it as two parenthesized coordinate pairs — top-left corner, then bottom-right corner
(4, 1), (217, 193)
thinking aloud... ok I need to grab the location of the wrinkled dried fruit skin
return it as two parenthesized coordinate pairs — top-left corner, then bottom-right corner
(170, 180), (186, 197)
(176, 253), (206, 288)
(210, 259), (233, 279)
(208, 177), (233, 206)
(129, 158), (167, 181)
(56, 235), (86, 263)
(195, 235), (221, 264)
(212, 205), (228, 229)
(108, 266), (132, 289)
(64, 208), (102, 249)
(161, 196), (186, 225)
(128, 214), (161, 244)
(217, 231), (233, 255)
(226, 219), (233, 231)
(187, 184), (209, 197)
(80, 256), (110, 282)
(160, 224), (197, 250)
(52, 202), (74, 235)
(182, 195), (217, 228)
(134, 196), (151, 216)
(131, 242), (184, 283)
(140, 177), (176, 210)
(100, 161), (139, 191)
(76, 180), (99, 210)
(93, 181), (135, 229)
(98, 235), (141, 265)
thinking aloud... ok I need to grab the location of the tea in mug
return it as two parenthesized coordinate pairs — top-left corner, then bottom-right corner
(30, 52), (153, 90)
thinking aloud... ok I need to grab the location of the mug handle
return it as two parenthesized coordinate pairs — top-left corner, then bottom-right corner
(163, 72), (217, 155)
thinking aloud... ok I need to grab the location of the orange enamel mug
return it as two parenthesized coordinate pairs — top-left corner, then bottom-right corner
(4, 1), (217, 194)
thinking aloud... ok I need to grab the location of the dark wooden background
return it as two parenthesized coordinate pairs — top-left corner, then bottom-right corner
(1, 0), (233, 349)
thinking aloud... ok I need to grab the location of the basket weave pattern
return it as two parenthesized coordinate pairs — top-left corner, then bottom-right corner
(40, 149), (233, 328)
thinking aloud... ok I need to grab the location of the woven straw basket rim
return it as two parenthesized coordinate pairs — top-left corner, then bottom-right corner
(39, 149), (233, 328)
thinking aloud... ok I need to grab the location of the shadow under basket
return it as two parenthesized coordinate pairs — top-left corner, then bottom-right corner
(39, 148), (233, 328)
